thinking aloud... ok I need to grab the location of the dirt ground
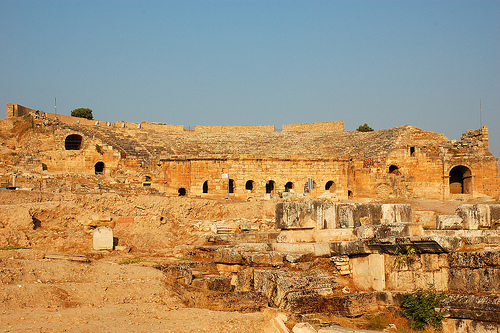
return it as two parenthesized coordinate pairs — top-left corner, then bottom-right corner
(1, 189), (497, 332)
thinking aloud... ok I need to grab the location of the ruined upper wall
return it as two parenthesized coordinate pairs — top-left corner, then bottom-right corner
(6, 103), (37, 118)
(193, 125), (275, 133)
(459, 126), (489, 150)
(282, 121), (344, 132)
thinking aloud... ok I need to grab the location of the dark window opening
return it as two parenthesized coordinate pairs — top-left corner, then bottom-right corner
(203, 181), (209, 193)
(449, 165), (472, 194)
(41, 163), (47, 171)
(178, 188), (186, 196)
(410, 147), (415, 156)
(325, 181), (336, 192)
(245, 180), (254, 192)
(284, 182), (294, 192)
(389, 165), (400, 175)
(65, 134), (83, 150)
(348, 190), (353, 198)
(228, 179), (235, 193)
(94, 162), (104, 175)
(145, 175), (151, 182)
(266, 180), (275, 194)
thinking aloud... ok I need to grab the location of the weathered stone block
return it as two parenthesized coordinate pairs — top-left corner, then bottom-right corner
(381, 204), (412, 224)
(93, 226), (113, 250)
(213, 247), (244, 264)
(436, 215), (464, 230)
(236, 267), (254, 292)
(161, 265), (193, 285)
(191, 275), (232, 292)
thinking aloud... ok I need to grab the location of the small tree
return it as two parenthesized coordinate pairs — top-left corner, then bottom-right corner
(402, 285), (446, 330)
(71, 108), (93, 120)
(356, 123), (374, 132)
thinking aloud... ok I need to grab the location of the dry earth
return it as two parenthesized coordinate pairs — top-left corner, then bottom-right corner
(0, 189), (491, 332)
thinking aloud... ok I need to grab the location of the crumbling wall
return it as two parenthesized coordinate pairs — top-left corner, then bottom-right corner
(194, 125), (275, 133)
(282, 121), (344, 132)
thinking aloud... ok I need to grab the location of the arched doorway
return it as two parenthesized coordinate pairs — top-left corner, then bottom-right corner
(228, 179), (235, 194)
(203, 181), (209, 193)
(65, 134), (83, 150)
(94, 162), (104, 175)
(284, 182), (294, 192)
(325, 181), (336, 193)
(388, 165), (400, 175)
(245, 180), (254, 192)
(266, 180), (275, 194)
(178, 188), (186, 196)
(449, 165), (472, 194)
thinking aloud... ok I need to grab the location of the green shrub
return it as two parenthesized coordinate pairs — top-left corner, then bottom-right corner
(71, 108), (93, 119)
(402, 285), (446, 330)
(356, 123), (374, 132)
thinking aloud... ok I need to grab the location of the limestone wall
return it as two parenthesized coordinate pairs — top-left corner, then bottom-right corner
(282, 121), (344, 132)
(193, 125), (275, 133)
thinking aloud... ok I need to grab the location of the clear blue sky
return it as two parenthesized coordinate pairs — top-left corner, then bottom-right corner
(1, 1), (499, 157)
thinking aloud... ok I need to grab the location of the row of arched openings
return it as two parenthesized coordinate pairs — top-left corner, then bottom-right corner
(201, 179), (337, 194)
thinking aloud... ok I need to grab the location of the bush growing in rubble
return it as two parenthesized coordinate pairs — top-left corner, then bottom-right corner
(356, 123), (374, 132)
(402, 284), (446, 330)
(71, 108), (93, 120)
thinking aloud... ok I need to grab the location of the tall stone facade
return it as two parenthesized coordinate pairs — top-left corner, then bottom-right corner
(3, 103), (500, 200)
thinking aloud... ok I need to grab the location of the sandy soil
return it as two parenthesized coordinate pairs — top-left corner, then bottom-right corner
(1, 189), (497, 332)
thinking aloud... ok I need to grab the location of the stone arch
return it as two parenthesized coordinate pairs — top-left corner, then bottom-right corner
(325, 181), (336, 192)
(245, 180), (254, 192)
(144, 175), (151, 182)
(284, 182), (294, 192)
(228, 179), (235, 194)
(178, 188), (186, 196)
(203, 180), (209, 193)
(266, 180), (275, 194)
(388, 165), (400, 175)
(64, 134), (83, 150)
(449, 165), (472, 194)
(94, 162), (104, 175)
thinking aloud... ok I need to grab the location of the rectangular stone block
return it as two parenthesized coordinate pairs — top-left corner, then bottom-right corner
(436, 215), (464, 230)
(93, 226), (113, 250)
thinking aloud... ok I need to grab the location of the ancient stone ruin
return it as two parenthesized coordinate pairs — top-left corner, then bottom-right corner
(2, 103), (500, 332)
(3, 103), (499, 200)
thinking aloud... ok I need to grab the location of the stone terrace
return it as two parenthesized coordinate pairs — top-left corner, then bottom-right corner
(60, 123), (449, 160)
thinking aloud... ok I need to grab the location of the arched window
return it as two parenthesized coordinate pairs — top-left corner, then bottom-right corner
(228, 179), (235, 193)
(449, 165), (472, 194)
(284, 182), (294, 192)
(325, 181), (336, 192)
(178, 188), (186, 196)
(145, 175), (151, 182)
(41, 163), (48, 171)
(64, 134), (83, 150)
(245, 180), (254, 192)
(94, 162), (104, 175)
(389, 165), (400, 175)
(266, 180), (275, 194)
(203, 180), (209, 193)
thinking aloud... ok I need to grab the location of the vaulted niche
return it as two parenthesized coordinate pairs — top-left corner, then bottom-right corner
(94, 162), (104, 175)
(389, 165), (400, 175)
(449, 165), (472, 194)
(203, 181), (209, 193)
(178, 188), (186, 196)
(284, 182), (294, 192)
(245, 180), (254, 192)
(266, 180), (275, 194)
(65, 134), (83, 150)
(325, 181), (336, 192)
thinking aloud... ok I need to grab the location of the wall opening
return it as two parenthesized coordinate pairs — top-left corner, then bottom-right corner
(41, 163), (47, 171)
(410, 147), (415, 156)
(245, 180), (254, 192)
(94, 162), (104, 175)
(284, 182), (294, 192)
(388, 165), (400, 175)
(325, 181), (336, 192)
(348, 190), (353, 198)
(65, 134), (83, 150)
(144, 175), (151, 182)
(449, 165), (472, 194)
(178, 188), (186, 196)
(266, 180), (275, 194)
(203, 181), (209, 193)
(228, 179), (235, 193)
